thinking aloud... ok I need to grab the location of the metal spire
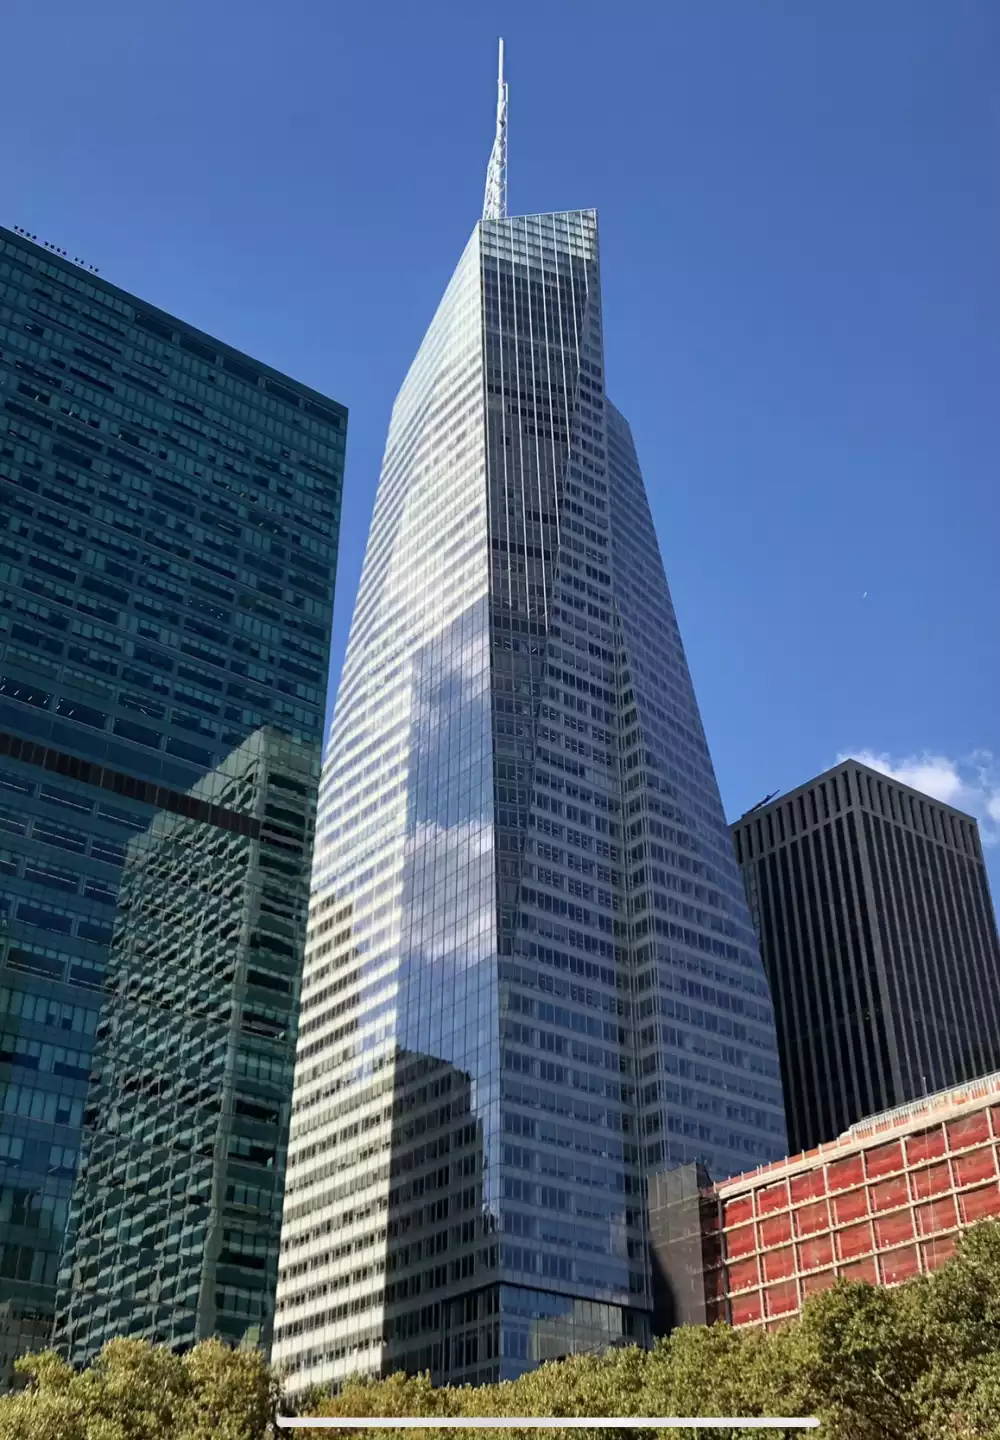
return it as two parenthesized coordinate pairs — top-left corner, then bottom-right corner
(482, 39), (508, 221)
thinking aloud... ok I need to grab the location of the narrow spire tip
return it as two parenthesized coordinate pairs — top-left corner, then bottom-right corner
(483, 38), (508, 222)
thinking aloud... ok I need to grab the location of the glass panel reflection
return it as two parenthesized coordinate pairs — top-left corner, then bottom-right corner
(275, 210), (785, 1396)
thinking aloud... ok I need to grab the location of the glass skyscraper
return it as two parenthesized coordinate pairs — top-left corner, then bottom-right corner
(0, 225), (345, 1372)
(274, 199), (785, 1395)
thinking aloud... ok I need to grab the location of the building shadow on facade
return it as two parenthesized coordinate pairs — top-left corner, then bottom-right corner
(648, 1164), (725, 1335)
(380, 1048), (498, 1384)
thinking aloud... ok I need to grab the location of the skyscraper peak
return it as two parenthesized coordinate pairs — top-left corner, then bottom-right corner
(483, 38), (508, 221)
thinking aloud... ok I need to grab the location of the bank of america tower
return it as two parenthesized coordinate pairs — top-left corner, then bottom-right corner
(275, 46), (786, 1393)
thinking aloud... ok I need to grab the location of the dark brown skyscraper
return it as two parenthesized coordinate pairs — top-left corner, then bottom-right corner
(732, 759), (1000, 1154)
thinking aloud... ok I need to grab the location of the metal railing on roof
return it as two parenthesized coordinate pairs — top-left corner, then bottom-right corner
(712, 1070), (1000, 1196)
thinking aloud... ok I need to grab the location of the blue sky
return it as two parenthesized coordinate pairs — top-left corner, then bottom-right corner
(4, 0), (999, 889)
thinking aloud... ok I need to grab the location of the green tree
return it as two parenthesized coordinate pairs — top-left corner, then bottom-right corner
(776, 1278), (927, 1439)
(0, 1338), (277, 1440)
(9, 1219), (1000, 1438)
(639, 1325), (778, 1440)
(910, 1222), (1000, 1439)
(300, 1222), (1000, 1437)
(948, 1351), (1000, 1440)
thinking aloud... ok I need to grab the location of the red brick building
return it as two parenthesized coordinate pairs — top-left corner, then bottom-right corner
(648, 1071), (1000, 1333)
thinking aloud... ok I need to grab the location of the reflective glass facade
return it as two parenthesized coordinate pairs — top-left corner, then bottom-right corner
(0, 225), (346, 1367)
(274, 211), (784, 1396)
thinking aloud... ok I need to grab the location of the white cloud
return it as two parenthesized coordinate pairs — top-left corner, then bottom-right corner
(837, 748), (1000, 845)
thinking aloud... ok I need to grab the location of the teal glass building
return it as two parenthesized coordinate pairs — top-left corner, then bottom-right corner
(0, 225), (345, 1371)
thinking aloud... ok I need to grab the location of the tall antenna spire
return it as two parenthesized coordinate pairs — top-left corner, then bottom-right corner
(482, 38), (508, 221)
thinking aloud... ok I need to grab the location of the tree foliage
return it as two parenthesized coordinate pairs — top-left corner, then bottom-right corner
(0, 1337), (277, 1440)
(309, 1223), (1000, 1440)
(5, 1222), (1000, 1438)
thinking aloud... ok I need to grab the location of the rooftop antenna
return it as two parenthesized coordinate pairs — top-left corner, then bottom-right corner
(482, 38), (508, 221)
(740, 790), (780, 821)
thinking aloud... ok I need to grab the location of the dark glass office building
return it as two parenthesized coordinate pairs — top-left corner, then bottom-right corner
(732, 759), (1000, 1155)
(0, 224), (346, 1370)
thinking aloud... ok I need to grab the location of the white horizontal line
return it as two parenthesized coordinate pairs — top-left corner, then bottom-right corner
(277, 1419), (820, 1430)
